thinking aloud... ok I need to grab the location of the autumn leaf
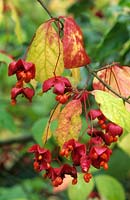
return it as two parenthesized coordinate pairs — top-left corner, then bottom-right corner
(26, 19), (64, 82)
(93, 64), (130, 111)
(55, 100), (82, 148)
(62, 17), (90, 69)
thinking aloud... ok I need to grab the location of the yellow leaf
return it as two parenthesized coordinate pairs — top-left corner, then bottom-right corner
(55, 100), (82, 148)
(26, 20), (64, 82)
(9, 2), (25, 43)
(70, 68), (81, 84)
(0, 0), (3, 23)
(42, 104), (61, 144)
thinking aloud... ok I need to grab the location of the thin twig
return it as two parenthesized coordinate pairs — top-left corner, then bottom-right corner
(44, 103), (59, 145)
(36, 0), (64, 32)
(0, 135), (34, 146)
(86, 65), (130, 105)
(93, 62), (120, 72)
(37, 0), (54, 19)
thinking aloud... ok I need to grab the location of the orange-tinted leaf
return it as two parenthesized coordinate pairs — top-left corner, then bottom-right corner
(62, 17), (90, 69)
(55, 100), (82, 148)
(93, 65), (130, 111)
(26, 20), (64, 82)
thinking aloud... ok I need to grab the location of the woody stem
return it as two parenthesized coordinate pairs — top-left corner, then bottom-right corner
(86, 65), (130, 105)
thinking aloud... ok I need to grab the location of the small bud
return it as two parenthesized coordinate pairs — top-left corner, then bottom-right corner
(72, 178), (77, 185)
(84, 173), (92, 183)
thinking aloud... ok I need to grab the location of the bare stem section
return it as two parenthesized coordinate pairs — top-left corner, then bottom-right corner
(37, 0), (53, 19)
(86, 65), (130, 105)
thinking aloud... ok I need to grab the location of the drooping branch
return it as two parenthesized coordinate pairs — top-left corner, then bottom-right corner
(86, 65), (130, 105)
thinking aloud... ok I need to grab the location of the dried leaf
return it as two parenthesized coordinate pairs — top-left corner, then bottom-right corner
(62, 17), (90, 69)
(55, 100), (82, 148)
(93, 65), (130, 111)
(26, 20), (64, 82)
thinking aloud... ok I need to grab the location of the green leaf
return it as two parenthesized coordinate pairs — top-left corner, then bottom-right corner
(105, 147), (130, 179)
(26, 20), (64, 82)
(68, 173), (94, 200)
(118, 132), (130, 156)
(32, 90), (56, 117)
(31, 117), (48, 146)
(94, 90), (130, 135)
(0, 52), (13, 65)
(95, 175), (125, 200)
(95, 21), (129, 63)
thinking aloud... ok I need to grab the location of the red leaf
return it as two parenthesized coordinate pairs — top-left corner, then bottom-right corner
(62, 17), (90, 69)
(93, 64), (130, 111)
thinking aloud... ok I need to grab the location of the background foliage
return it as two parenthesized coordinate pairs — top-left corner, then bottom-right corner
(0, 0), (130, 200)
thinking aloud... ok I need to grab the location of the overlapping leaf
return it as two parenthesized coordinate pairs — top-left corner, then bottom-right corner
(93, 65), (130, 111)
(55, 100), (82, 148)
(94, 90), (130, 136)
(26, 20), (64, 82)
(62, 17), (90, 69)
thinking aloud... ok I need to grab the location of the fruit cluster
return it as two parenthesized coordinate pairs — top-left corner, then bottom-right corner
(8, 59), (73, 105)
(8, 59), (35, 105)
(8, 60), (123, 187)
(42, 76), (72, 104)
(29, 109), (123, 187)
